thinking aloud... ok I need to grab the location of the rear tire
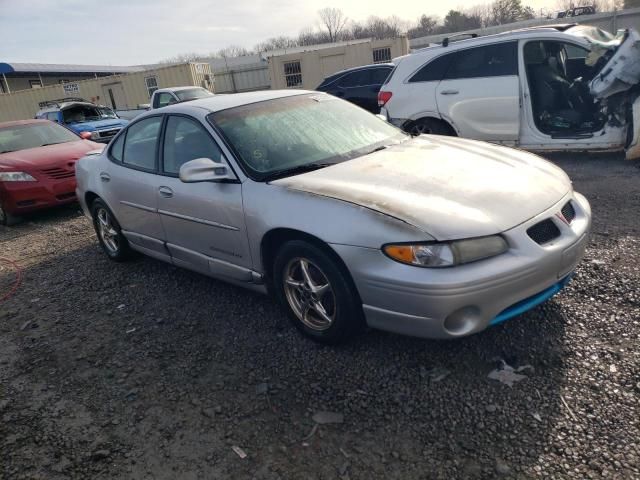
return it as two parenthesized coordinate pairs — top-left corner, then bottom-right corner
(273, 240), (364, 344)
(91, 198), (133, 262)
(0, 201), (21, 226)
(406, 118), (455, 136)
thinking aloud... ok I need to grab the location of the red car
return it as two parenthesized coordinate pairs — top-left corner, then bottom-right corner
(0, 119), (103, 225)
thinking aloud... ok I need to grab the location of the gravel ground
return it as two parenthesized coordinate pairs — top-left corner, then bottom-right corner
(0, 153), (639, 479)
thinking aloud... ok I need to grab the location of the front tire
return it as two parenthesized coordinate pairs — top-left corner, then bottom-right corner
(273, 240), (364, 344)
(0, 200), (21, 226)
(91, 199), (133, 262)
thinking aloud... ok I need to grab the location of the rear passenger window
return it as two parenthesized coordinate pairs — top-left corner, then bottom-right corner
(445, 42), (518, 80)
(122, 116), (162, 170)
(110, 133), (125, 162)
(409, 54), (452, 83)
(339, 70), (371, 87)
(370, 68), (392, 84)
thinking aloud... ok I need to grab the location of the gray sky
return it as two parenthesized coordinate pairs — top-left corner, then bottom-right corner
(0, 0), (556, 65)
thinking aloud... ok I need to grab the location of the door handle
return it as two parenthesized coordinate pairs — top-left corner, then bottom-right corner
(440, 90), (459, 95)
(158, 186), (173, 198)
(99, 173), (111, 182)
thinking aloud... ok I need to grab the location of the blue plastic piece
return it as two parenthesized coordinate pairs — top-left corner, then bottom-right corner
(490, 274), (573, 326)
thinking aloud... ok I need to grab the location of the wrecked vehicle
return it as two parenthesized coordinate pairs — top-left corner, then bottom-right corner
(75, 91), (591, 343)
(380, 24), (640, 159)
(35, 98), (129, 144)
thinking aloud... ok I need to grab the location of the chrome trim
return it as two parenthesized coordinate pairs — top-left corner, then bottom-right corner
(158, 209), (239, 231)
(119, 200), (156, 213)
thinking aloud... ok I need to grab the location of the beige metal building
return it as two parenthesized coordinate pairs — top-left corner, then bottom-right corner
(0, 62), (213, 122)
(267, 37), (410, 90)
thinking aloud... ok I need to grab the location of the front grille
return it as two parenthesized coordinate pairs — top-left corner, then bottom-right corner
(561, 201), (576, 223)
(98, 128), (120, 138)
(527, 219), (561, 245)
(40, 167), (74, 180)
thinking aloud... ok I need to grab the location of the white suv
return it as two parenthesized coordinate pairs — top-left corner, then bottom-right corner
(380, 25), (640, 159)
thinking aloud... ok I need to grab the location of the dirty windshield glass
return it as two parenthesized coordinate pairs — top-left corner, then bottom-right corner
(175, 88), (213, 102)
(0, 122), (79, 153)
(209, 94), (406, 180)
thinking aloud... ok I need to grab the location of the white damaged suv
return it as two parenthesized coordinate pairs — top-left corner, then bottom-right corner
(379, 24), (640, 159)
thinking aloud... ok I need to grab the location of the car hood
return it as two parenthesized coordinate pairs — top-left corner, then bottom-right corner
(67, 118), (128, 131)
(272, 136), (571, 240)
(0, 140), (104, 170)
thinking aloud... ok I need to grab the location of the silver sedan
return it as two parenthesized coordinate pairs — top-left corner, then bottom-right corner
(76, 90), (591, 343)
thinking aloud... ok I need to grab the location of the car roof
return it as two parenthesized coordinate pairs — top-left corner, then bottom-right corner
(142, 90), (312, 116)
(327, 63), (395, 78)
(411, 24), (583, 56)
(0, 119), (50, 128)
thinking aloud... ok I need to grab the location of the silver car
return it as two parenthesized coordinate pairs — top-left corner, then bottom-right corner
(76, 90), (591, 343)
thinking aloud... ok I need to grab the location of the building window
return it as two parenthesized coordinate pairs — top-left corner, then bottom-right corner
(145, 76), (158, 98)
(373, 47), (392, 64)
(283, 61), (302, 87)
(29, 79), (43, 89)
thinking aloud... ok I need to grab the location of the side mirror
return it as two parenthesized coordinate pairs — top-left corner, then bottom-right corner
(179, 158), (234, 183)
(79, 131), (92, 140)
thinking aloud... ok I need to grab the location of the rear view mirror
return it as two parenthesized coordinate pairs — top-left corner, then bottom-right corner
(179, 158), (233, 183)
(79, 132), (92, 140)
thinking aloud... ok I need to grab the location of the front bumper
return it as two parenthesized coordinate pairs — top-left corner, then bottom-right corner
(331, 191), (591, 339)
(1, 177), (77, 215)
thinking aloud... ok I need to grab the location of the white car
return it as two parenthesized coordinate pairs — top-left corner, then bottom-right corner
(380, 25), (640, 160)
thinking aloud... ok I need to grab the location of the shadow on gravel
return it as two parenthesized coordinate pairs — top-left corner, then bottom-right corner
(1, 242), (574, 479)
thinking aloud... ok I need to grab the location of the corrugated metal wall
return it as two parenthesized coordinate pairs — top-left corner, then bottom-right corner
(213, 64), (270, 93)
(0, 63), (213, 122)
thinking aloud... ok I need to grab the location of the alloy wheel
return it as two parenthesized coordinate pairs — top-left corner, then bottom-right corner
(96, 207), (119, 254)
(283, 257), (336, 331)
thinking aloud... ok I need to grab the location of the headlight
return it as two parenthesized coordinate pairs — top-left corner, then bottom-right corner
(89, 131), (101, 140)
(383, 235), (508, 268)
(0, 171), (37, 182)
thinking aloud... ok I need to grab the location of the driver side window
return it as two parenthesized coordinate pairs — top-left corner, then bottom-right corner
(162, 116), (224, 175)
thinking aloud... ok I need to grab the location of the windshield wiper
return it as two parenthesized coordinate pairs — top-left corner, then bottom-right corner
(265, 162), (334, 181)
(40, 142), (67, 147)
(0, 149), (16, 154)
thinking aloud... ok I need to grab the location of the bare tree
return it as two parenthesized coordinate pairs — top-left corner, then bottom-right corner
(254, 36), (298, 52)
(407, 14), (439, 38)
(214, 45), (251, 58)
(317, 7), (349, 42)
(158, 52), (207, 64)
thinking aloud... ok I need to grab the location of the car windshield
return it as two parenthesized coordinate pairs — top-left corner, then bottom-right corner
(62, 104), (118, 124)
(209, 93), (407, 180)
(98, 107), (118, 119)
(0, 123), (80, 153)
(175, 88), (214, 102)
